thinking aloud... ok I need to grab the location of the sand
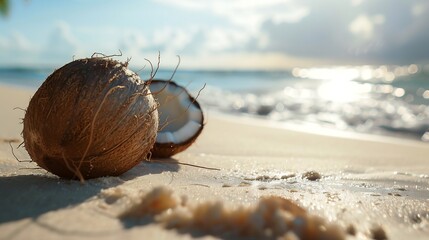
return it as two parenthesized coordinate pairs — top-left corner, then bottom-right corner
(0, 84), (428, 240)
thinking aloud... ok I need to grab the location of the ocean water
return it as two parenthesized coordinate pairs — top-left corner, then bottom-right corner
(0, 64), (428, 142)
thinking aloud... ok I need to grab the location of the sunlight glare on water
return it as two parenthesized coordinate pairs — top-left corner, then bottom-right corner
(317, 80), (372, 103)
(293, 67), (371, 103)
(291, 65), (424, 104)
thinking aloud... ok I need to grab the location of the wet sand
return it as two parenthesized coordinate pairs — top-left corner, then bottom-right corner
(0, 84), (428, 239)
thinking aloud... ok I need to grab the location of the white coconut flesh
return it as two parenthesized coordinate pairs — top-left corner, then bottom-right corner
(149, 81), (203, 144)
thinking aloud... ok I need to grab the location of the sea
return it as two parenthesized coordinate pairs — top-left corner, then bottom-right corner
(1, 64), (428, 142)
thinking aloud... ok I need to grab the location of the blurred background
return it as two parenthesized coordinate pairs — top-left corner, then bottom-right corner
(0, 0), (428, 141)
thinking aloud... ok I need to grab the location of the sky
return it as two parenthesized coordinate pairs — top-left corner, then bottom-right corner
(1, 0), (429, 70)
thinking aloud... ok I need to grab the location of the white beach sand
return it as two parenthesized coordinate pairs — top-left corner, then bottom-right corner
(0, 84), (428, 240)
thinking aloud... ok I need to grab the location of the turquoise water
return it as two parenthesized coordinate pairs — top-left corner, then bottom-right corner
(1, 65), (428, 141)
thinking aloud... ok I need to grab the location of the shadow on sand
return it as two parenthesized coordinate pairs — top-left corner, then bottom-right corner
(0, 158), (181, 224)
(120, 157), (180, 181)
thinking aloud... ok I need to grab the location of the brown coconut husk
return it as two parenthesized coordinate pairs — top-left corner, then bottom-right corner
(23, 57), (158, 181)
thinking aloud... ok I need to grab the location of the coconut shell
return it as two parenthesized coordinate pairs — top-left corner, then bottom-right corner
(151, 123), (204, 158)
(23, 58), (158, 180)
(149, 80), (204, 158)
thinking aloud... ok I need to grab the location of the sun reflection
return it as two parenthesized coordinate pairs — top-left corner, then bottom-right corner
(292, 67), (360, 81)
(407, 64), (419, 74)
(393, 88), (405, 97)
(423, 90), (429, 99)
(292, 64), (419, 82)
(291, 64), (420, 103)
(317, 80), (371, 103)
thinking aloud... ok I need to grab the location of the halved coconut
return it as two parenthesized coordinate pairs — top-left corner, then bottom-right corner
(149, 80), (204, 158)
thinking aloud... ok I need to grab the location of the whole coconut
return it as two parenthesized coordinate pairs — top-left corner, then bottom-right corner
(23, 57), (158, 180)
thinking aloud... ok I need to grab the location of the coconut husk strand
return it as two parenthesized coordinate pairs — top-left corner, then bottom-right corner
(23, 58), (158, 180)
(149, 80), (204, 158)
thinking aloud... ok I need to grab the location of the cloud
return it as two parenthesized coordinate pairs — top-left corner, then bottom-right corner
(119, 32), (148, 55)
(253, 0), (429, 64)
(254, 1), (353, 60)
(157, 0), (429, 64)
(152, 0), (311, 58)
(189, 27), (251, 53)
(203, 28), (246, 52)
(0, 32), (37, 66)
(0, 31), (34, 52)
(151, 27), (194, 53)
(411, 3), (427, 16)
(42, 21), (80, 63)
(3, 0), (429, 69)
(156, 0), (309, 31)
(132, 26), (253, 56)
(11, 32), (34, 51)
(357, 0), (429, 63)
